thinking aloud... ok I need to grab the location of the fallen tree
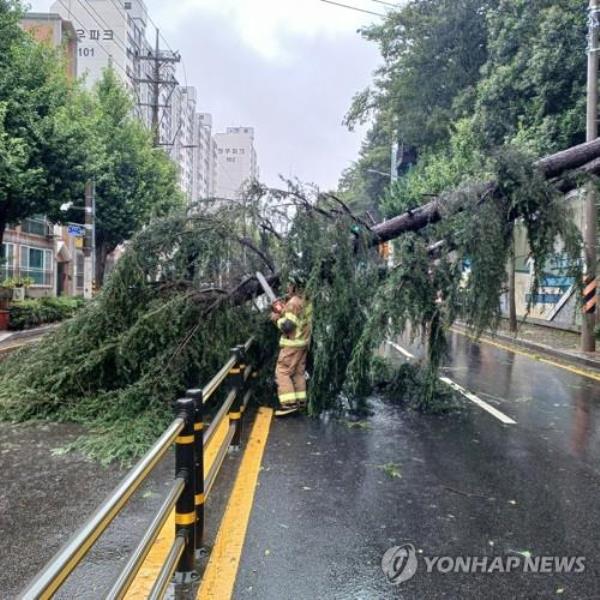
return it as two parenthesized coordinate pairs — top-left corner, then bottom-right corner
(373, 137), (600, 244)
(0, 146), (588, 462)
(226, 139), (600, 305)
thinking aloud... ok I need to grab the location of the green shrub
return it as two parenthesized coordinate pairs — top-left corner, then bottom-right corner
(9, 297), (85, 330)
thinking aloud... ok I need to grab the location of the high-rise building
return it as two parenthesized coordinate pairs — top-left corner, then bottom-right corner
(49, 0), (157, 127)
(169, 86), (197, 202)
(214, 127), (259, 201)
(49, 2), (139, 81)
(50, 0), (200, 200)
(193, 113), (217, 204)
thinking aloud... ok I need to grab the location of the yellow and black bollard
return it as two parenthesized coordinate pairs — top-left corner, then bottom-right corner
(583, 275), (597, 315)
(185, 388), (205, 557)
(173, 397), (197, 581)
(228, 345), (245, 449)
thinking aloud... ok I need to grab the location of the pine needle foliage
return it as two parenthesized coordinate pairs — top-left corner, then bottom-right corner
(0, 155), (583, 461)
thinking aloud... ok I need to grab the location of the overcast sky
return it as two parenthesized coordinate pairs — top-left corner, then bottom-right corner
(28, 0), (385, 190)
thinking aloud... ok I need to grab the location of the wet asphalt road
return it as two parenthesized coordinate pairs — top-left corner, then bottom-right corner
(2, 332), (600, 599)
(235, 332), (600, 600)
(0, 420), (244, 599)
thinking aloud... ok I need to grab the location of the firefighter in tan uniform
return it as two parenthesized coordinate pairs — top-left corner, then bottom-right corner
(270, 273), (313, 416)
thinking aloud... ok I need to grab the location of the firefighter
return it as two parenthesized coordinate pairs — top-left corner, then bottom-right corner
(270, 272), (313, 416)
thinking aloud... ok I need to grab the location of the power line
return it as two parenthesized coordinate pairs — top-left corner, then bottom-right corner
(81, 0), (128, 55)
(55, 0), (128, 77)
(87, 0), (156, 112)
(369, 0), (400, 9)
(319, 0), (385, 17)
(139, 13), (190, 145)
(80, 0), (150, 119)
(105, 0), (127, 22)
(144, 12), (190, 92)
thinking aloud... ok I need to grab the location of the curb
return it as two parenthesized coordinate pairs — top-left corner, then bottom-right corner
(453, 326), (600, 373)
(0, 337), (42, 360)
(0, 323), (59, 345)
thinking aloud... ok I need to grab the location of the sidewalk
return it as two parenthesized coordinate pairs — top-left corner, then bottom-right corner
(454, 319), (600, 372)
(0, 324), (58, 356)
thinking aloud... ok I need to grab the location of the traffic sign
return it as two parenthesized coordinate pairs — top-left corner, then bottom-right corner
(67, 225), (85, 237)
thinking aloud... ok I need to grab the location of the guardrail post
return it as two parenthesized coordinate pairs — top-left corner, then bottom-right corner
(174, 397), (197, 582)
(228, 345), (245, 449)
(186, 388), (205, 557)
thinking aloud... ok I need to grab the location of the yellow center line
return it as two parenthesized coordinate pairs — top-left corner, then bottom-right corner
(451, 326), (600, 383)
(197, 407), (273, 600)
(124, 414), (232, 600)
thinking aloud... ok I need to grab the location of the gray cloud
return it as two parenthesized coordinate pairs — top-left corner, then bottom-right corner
(167, 7), (379, 189)
(29, 0), (381, 189)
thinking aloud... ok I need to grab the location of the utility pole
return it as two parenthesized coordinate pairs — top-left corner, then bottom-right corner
(390, 136), (399, 186)
(388, 134), (400, 267)
(151, 28), (160, 146)
(83, 181), (95, 301)
(136, 27), (180, 147)
(508, 234), (518, 333)
(583, 0), (599, 352)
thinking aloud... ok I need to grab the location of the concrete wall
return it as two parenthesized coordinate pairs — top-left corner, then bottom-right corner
(502, 188), (586, 326)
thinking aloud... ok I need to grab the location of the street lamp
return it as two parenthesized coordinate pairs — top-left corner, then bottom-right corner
(60, 182), (96, 300)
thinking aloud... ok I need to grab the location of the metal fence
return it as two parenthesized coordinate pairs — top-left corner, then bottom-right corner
(20, 337), (256, 599)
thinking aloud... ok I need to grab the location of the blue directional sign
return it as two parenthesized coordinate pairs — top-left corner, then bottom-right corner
(67, 225), (85, 237)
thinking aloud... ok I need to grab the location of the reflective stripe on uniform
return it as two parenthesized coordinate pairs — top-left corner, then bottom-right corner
(282, 312), (300, 325)
(295, 391), (307, 400)
(280, 338), (308, 348)
(279, 391), (297, 403)
(277, 313), (300, 333)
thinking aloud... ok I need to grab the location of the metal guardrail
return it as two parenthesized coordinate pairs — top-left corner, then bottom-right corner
(20, 338), (256, 599)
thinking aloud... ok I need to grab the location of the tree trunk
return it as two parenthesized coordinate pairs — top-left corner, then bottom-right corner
(95, 242), (111, 289)
(372, 151), (600, 245)
(535, 137), (600, 179)
(508, 234), (518, 334)
(0, 202), (7, 250)
(206, 142), (600, 309)
(371, 182), (495, 243)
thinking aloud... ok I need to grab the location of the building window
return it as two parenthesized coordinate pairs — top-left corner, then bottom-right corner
(21, 216), (47, 237)
(240, 148), (245, 154)
(0, 243), (15, 281)
(124, 1), (132, 8)
(75, 252), (84, 290)
(226, 157), (235, 163)
(20, 246), (53, 286)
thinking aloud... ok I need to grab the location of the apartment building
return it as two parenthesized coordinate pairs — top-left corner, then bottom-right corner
(50, 0), (202, 200)
(192, 113), (217, 205)
(214, 127), (259, 201)
(169, 86), (198, 202)
(3, 15), (85, 298)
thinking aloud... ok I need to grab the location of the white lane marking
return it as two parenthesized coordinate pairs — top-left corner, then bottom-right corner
(439, 377), (517, 425)
(385, 340), (415, 359)
(386, 340), (517, 425)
